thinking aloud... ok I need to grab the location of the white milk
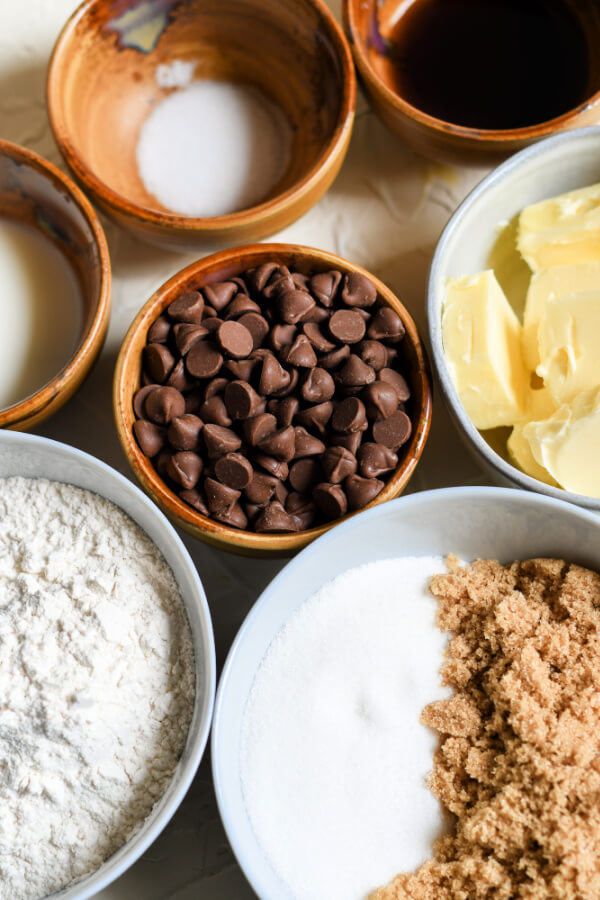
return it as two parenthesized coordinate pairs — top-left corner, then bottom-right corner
(0, 219), (82, 410)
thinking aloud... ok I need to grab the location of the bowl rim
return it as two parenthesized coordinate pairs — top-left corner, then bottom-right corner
(113, 242), (433, 555)
(0, 139), (111, 429)
(211, 483), (600, 899)
(46, 0), (356, 234)
(427, 124), (600, 510)
(343, 0), (600, 143)
(0, 429), (217, 900)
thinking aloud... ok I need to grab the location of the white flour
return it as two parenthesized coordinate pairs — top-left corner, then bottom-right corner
(0, 477), (195, 900)
(240, 557), (451, 900)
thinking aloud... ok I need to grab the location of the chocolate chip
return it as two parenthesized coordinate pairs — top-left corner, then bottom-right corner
(309, 270), (341, 306)
(168, 290), (204, 323)
(330, 431), (363, 455)
(331, 397), (368, 433)
(238, 312), (269, 349)
(335, 355), (376, 388)
(224, 380), (263, 419)
(269, 396), (299, 427)
(345, 474), (384, 510)
(243, 413), (277, 446)
(280, 335), (317, 368)
(271, 366), (298, 398)
(214, 453), (254, 489)
(145, 386), (185, 425)
(263, 273), (295, 299)
(340, 272), (377, 308)
(372, 410), (412, 450)
(285, 492), (317, 529)
(357, 340), (389, 371)
(318, 344), (350, 371)
(291, 272), (310, 291)
(202, 306), (218, 319)
(202, 424), (242, 458)
(202, 316), (223, 334)
(357, 442), (398, 478)
(303, 306), (331, 324)
(244, 472), (281, 505)
(278, 289), (316, 324)
(313, 483), (348, 519)
(204, 377), (229, 400)
(217, 321), (254, 359)
(289, 459), (322, 493)
(144, 343), (175, 383)
(247, 262), (279, 293)
(166, 451), (203, 490)
(321, 446), (357, 483)
(133, 419), (167, 457)
(133, 384), (161, 419)
(258, 353), (291, 395)
(379, 368), (411, 402)
(199, 396), (232, 427)
(257, 425), (296, 461)
(254, 501), (299, 533)
(167, 414), (204, 451)
(270, 324), (297, 352)
(302, 322), (336, 353)
(368, 307), (405, 342)
(173, 323), (209, 356)
(204, 477), (241, 512)
(166, 358), (195, 392)
(224, 357), (259, 381)
(214, 502), (248, 530)
(253, 453), (289, 481)
(147, 315), (171, 344)
(203, 281), (237, 311)
(329, 309), (366, 344)
(295, 401), (333, 435)
(293, 427), (326, 458)
(301, 368), (335, 403)
(179, 487), (209, 516)
(361, 381), (400, 421)
(184, 390), (204, 415)
(224, 295), (262, 319)
(186, 341), (223, 379)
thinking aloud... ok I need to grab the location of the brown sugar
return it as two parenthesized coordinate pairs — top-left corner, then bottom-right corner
(373, 557), (600, 900)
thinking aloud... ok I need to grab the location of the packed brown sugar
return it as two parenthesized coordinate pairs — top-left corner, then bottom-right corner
(374, 556), (600, 900)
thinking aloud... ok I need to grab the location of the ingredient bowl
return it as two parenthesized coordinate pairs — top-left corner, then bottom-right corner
(113, 242), (432, 556)
(0, 430), (216, 900)
(343, 0), (600, 165)
(428, 125), (600, 511)
(47, 0), (356, 251)
(0, 140), (110, 430)
(212, 485), (600, 899)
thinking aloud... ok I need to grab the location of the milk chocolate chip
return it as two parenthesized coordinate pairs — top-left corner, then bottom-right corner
(204, 477), (241, 512)
(133, 420), (166, 457)
(254, 501), (299, 533)
(147, 315), (171, 344)
(313, 483), (348, 519)
(357, 443), (398, 478)
(214, 453), (254, 490)
(203, 281), (237, 311)
(166, 451), (203, 490)
(144, 387), (185, 424)
(167, 414), (203, 451)
(331, 397), (367, 433)
(372, 410), (412, 450)
(341, 272), (377, 308)
(186, 341), (223, 379)
(144, 343), (175, 383)
(321, 446), (357, 483)
(361, 381), (400, 421)
(368, 307), (405, 342)
(217, 321), (254, 359)
(329, 309), (366, 344)
(345, 474), (384, 510)
(278, 289), (315, 324)
(168, 290), (204, 323)
(174, 323), (208, 355)
(301, 368), (335, 403)
(309, 270), (341, 306)
(202, 424), (242, 458)
(224, 380), (263, 419)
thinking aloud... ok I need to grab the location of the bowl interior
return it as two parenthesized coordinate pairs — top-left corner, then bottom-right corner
(0, 431), (216, 900)
(51, 0), (347, 217)
(114, 243), (432, 555)
(212, 486), (600, 899)
(428, 125), (600, 510)
(348, 0), (600, 132)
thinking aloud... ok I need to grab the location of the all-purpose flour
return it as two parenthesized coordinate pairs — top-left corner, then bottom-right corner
(0, 477), (195, 900)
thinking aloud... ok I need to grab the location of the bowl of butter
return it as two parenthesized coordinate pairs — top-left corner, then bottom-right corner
(429, 125), (600, 509)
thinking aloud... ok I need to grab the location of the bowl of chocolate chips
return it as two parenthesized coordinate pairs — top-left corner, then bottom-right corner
(114, 243), (432, 554)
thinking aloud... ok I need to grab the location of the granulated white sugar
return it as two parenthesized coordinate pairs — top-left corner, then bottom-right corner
(240, 556), (451, 900)
(136, 79), (292, 217)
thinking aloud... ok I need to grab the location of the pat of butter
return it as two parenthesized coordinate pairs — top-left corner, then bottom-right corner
(442, 271), (527, 430)
(522, 262), (600, 370)
(518, 182), (600, 272)
(523, 387), (600, 497)
(537, 290), (600, 405)
(507, 386), (558, 486)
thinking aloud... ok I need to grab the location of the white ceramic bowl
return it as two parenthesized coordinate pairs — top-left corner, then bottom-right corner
(0, 431), (216, 900)
(211, 485), (600, 899)
(428, 125), (600, 511)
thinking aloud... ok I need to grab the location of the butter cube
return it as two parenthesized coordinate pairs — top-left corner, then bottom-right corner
(537, 290), (600, 405)
(522, 262), (600, 370)
(518, 182), (600, 272)
(523, 387), (600, 497)
(507, 385), (558, 486)
(442, 271), (527, 430)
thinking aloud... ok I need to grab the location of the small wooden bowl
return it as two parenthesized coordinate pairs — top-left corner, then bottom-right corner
(344, 0), (600, 166)
(0, 140), (111, 431)
(47, 0), (356, 252)
(114, 243), (432, 556)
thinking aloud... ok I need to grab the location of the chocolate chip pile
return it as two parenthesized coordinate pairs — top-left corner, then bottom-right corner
(132, 263), (412, 533)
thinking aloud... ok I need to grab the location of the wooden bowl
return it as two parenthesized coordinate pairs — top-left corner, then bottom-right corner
(344, 0), (600, 166)
(47, 0), (356, 252)
(0, 140), (111, 431)
(114, 243), (432, 556)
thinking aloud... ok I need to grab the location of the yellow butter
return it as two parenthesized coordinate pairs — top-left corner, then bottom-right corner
(522, 262), (600, 370)
(507, 385), (558, 485)
(517, 182), (600, 272)
(442, 270), (527, 430)
(537, 290), (600, 405)
(523, 387), (600, 497)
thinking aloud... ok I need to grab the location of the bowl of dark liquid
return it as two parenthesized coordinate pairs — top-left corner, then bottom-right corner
(344, 0), (600, 164)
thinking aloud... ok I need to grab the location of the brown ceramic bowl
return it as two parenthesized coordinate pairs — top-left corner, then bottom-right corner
(0, 140), (110, 431)
(344, 0), (600, 166)
(114, 243), (432, 556)
(47, 0), (356, 252)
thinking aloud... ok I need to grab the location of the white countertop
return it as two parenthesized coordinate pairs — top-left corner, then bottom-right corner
(0, 2), (494, 896)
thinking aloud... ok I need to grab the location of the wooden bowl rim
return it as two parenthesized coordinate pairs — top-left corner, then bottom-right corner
(343, 0), (600, 144)
(47, 0), (356, 233)
(113, 242), (432, 556)
(0, 139), (111, 430)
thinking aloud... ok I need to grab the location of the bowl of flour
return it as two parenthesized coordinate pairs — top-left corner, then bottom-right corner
(0, 430), (216, 900)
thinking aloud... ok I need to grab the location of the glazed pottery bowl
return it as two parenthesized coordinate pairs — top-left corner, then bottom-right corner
(114, 242), (432, 556)
(343, 0), (600, 165)
(0, 430), (216, 899)
(428, 125), (600, 511)
(47, 0), (356, 251)
(0, 140), (110, 430)
(212, 484), (600, 898)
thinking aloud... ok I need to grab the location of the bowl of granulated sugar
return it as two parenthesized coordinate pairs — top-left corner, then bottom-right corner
(0, 430), (216, 900)
(212, 485), (600, 900)
(47, 0), (356, 251)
